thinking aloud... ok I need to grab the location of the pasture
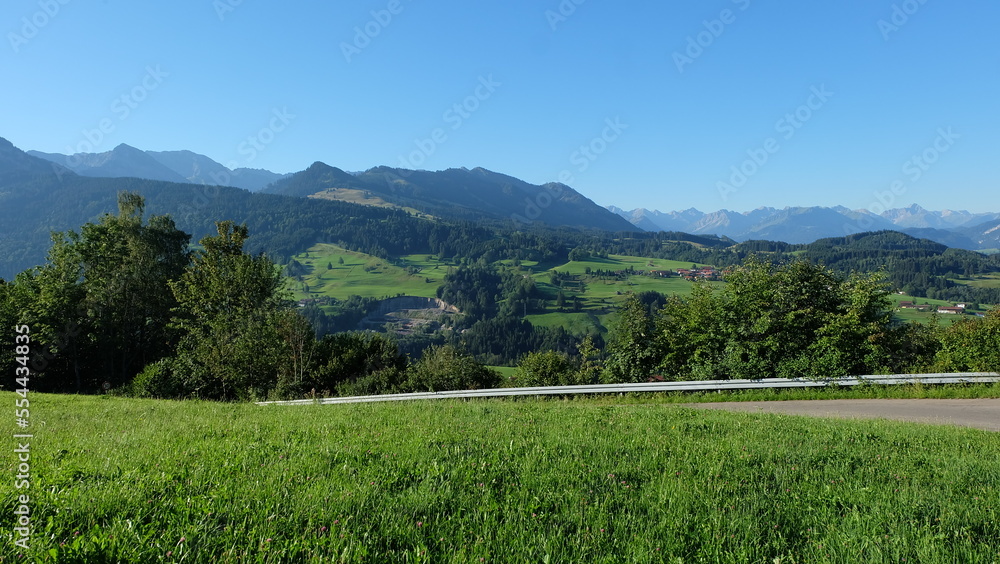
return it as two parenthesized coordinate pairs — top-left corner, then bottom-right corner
(2, 392), (998, 563)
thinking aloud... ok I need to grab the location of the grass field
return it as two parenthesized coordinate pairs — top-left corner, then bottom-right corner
(3, 393), (999, 563)
(287, 246), (995, 335)
(951, 274), (1000, 289)
(287, 245), (450, 301)
(888, 294), (984, 326)
(289, 247), (721, 336)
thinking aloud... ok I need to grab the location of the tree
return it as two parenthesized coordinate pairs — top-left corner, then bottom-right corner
(156, 221), (293, 400)
(604, 293), (662, 382)
(7, 192), (189, 391)
(568, 247), (590, 262)
(934, 308), (1000, 372)
(513, 350), (575, 387)
(311, 332), (407, 396)
(609, 257), (903, 382)
(169, 221), (285, 328)
(0, 280), (19, 384)
(5, 233), (89, 391)
(77, 193), (190, 386)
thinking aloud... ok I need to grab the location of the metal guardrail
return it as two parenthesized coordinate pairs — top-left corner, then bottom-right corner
(256, 372), (1000, 406)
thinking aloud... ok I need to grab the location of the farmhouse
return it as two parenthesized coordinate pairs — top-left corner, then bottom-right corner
(676, 266), (719, 281)
(937, 306), (966, 315)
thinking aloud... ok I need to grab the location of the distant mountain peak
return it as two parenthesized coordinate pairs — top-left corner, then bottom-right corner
(609, 204), (998, 249)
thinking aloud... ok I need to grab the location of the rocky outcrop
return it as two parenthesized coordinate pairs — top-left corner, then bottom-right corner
(369, 296), (459, 316)
(358, 296), (461, 334)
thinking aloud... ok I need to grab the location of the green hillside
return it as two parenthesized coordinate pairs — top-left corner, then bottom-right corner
(287, 244), (447, 300)
(286, 246), (724, 336)
(287, 244), (995, 335)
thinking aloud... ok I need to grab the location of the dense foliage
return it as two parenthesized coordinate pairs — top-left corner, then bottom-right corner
(602, 257), (998, 382)
(2, 193), (504, 400)
(934, 309), (1000, 372)
(435, 263), (599, 365)
(3, 193), (999, 400)
(1, 194), (190, 392)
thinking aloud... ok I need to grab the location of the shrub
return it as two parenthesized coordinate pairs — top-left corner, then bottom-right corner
(313, 332), (407, 395)
(334, 367), (407, 397)
(512, 350), (584, 387)
(129, 359), (188, 399)
(934, 308), (1000, 372)
(403, 345), (500, 392)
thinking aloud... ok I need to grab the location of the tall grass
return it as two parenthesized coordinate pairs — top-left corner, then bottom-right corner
(1, 393), (998, 563)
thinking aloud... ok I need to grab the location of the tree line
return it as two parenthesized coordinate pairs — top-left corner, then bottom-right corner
(0, 193), (502, 399)
(3, 194), (998, 400)
(508, 258), (999, 388)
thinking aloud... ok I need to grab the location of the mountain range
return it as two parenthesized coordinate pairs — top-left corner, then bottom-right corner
(4, 134), (1000, 273)
(28, 144), (291, 192)
(608, 205), (1000, 251)
(21, 141), (636, 233)
(261, 162), (636, 232)
(0, 137), (637, 278)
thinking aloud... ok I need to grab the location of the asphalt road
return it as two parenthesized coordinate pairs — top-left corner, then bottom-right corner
(686, 399), (1000, 432)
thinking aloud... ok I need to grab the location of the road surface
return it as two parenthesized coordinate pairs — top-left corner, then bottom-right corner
(686, 399), (1000, 432)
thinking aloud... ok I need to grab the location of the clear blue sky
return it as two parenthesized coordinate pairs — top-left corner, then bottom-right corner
(4, 0), (998, 213)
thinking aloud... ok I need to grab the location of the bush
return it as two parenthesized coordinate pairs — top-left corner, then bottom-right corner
(129, 359), (188, 399)
(403, 345), (500, 392)
(934, 308), (1000, 372)
(512, 350), (588, 387)
(334, 367), (407, 397)
(312, 332), (407, 395)
(609, 258), (904, 382)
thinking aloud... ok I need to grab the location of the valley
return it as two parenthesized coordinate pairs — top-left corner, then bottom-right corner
(287, 244), (988, 351)
(286, 244), (723, 338)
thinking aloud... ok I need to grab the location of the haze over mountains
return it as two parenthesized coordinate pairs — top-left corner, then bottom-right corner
(608, 205), (1000, 250)
(28, 145), (291, 192)
(21, 141), (636, 233)
(261, 162), (636, 232)
(6, 136), (1000, 256)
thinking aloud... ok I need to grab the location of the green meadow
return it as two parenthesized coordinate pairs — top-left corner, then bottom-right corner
(286, 247), (722, 336)
(287, 245), (450, 300)
(887, 294), (985, 326)
(2, 393), (999, 563)
(952, 274), (1000, 289)
(285, 245), (992, 335)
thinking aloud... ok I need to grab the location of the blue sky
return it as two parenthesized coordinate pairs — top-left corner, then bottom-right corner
(4, 0), (998, 213)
